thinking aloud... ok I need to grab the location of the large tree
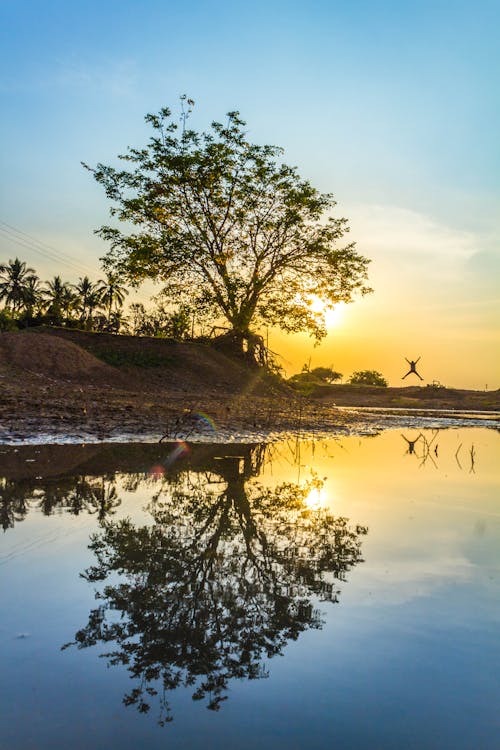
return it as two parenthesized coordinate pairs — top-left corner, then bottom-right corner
(87, 102), (371, 361)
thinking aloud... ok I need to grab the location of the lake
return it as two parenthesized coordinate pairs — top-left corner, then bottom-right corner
(1, 427), (498, 749)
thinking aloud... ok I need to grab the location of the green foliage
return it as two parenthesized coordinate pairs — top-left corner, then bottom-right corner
(0, 308), (17, 331)
(86, 100), (372, 352)
(348, 369), (388, 387)
(128, 300), (193, 340)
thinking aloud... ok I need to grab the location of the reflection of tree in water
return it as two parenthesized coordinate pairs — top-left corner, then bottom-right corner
(0, 478), (31, 531)
(66, 447), (367, 724)
(0, 476), (120, 530)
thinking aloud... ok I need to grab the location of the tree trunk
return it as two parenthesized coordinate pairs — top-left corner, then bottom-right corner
(212, 328), (268, 367)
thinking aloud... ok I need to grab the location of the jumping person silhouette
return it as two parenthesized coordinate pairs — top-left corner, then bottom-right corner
(402, 357), (423, 381)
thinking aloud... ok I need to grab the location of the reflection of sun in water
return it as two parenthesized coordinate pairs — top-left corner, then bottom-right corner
(304, 486), (328, 510)
(309, 297), (346, 328)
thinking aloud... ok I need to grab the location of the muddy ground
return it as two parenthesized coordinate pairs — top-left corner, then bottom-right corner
(0, 329), (498, 444)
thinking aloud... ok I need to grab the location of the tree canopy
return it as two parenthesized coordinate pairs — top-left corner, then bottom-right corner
(348, 370), (388, 387)
(87, 101), (372, 360)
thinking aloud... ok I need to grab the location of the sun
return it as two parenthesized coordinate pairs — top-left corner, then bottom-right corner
(304, 486), (329, 510)
(309, 297), (346, 328)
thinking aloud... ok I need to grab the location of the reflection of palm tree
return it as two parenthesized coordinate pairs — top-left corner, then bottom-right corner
(0, 478), (32, 530)
(66, 451), (367, 724)
(37, 477), (120, 519)
(86, 478), (120, 522)
(0, 474), (120, 530)
(37, 479), (79, 516)
(0, 257), (38, 313)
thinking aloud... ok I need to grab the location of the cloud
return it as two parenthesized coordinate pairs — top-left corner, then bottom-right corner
(53, 58), (138, 97)
(345, 203), (480, 263)
(349, 553), (475, 607)
(465, 250), (500, 276)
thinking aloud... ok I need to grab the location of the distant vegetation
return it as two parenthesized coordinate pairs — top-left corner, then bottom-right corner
(347, 370), (388, 387)
(0, 257), (193, 338)
(287, 365), (338, 393)
(288, 365), (389, 392)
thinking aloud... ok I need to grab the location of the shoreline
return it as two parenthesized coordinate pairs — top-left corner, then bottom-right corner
(2, 407), (498, 446)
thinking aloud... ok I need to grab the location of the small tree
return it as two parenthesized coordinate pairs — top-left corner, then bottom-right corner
(86, 101), (372, 363)
(310, 366), (343, 383)
(348, 370), (388, 387)
(0, 308), (16, 331)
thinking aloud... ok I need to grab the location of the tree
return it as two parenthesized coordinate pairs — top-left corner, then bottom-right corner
(22, 275), (42, 317)
(86, 102), (371, 363)
(288, 365), (342, 390)
(348, 370), (388, 387)
(96, 272), (129, 324)
(0, 257), (38, 312)
(310, 366), (343, 383)
(75, 276), (100, 327)
(43, 275), (76, 325)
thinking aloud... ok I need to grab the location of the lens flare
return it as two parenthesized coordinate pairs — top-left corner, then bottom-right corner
(194, 412), (217, 433)
(148, 440), (190, 477)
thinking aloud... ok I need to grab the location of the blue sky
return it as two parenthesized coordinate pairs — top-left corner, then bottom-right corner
(1, 0), (498, 386)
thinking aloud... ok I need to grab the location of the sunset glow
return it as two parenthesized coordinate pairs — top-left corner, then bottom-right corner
(0, 1), (498, 389)
(309, 298), (346, 329)
(304, 485), (329, 511)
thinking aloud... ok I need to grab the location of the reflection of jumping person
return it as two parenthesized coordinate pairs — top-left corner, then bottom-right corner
(402, 357), (423, 381)
(401, 433), (422, 454)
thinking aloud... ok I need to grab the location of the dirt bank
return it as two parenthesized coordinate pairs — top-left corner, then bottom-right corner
(0, 328), (498, 444)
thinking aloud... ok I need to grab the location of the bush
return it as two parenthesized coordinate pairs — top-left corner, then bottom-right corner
(348, 370), (388, 387)
(0, 308), (17, 331)
(310, 366), (343, 383)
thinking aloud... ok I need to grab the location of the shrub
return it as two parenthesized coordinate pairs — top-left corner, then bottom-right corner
(0, 308), (17, 331)
(348, 370), (388, 387)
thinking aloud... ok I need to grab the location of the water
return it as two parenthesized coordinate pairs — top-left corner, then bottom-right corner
(1, 428), (498, 749)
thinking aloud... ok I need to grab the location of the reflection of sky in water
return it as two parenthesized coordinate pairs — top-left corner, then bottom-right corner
(260, 429), (499, 609)
(0, 428), (498, 749)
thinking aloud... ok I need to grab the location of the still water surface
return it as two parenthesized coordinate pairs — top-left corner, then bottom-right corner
(1, 428), (498, 749)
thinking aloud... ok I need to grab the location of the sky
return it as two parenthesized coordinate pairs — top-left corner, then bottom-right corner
(1, 0), (498, 388)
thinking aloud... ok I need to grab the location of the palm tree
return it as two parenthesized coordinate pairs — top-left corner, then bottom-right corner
(96, 272), (128, 324)
(43, 275), (76, 324)
(0, 258), (39, 313)
(23, 275), (43, 317)
(75, 276), (97, 326)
